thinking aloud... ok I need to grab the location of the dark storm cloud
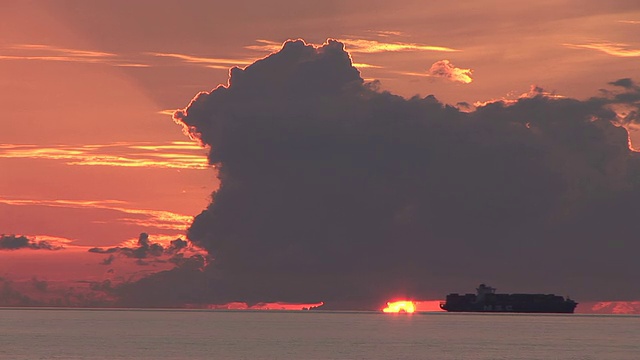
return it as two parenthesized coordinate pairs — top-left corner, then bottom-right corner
(0, 234), (62, 250)
(120, 39), (640, 309)
(88, 233), (191, 265)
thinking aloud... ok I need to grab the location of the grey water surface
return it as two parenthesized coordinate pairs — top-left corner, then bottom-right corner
(1, 308), (638, 359)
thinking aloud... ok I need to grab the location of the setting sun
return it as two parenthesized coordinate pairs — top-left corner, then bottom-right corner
(382, 301), (416, 313)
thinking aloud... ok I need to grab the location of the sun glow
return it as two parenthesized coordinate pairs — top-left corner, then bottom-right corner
(382, 300), (416, 313)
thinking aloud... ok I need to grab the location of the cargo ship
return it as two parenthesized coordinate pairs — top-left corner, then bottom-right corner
(440, 284), (577, 313)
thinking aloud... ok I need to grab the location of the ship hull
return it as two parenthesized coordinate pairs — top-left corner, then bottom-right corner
(440, 286), (578, 314)
(440, 303), (577, 313)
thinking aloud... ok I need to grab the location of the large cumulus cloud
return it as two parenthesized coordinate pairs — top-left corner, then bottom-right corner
(127, 39), (640, 309)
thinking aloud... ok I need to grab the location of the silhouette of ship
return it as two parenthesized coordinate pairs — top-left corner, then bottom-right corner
(440, 284), (578, 313)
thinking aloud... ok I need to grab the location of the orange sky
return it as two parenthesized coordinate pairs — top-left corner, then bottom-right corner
(1, 0), (639, 312)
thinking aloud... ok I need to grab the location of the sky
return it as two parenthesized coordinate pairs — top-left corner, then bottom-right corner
(1, 0), (639, 313)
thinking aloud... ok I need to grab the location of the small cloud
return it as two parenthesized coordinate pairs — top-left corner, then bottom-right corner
(609, 78), (638, 90)
(427, 60), (473, 84)
(101, 255), (116, 266)
(617, 20), (640, 25)
(0, 234), (63, 251)
(564, 42), (640, 57)
(456, 102), (473, 111)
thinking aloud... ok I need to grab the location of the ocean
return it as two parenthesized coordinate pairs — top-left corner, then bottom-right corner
(0, 308), (638, 359)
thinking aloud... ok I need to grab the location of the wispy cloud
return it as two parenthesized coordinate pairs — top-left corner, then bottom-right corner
(367, 30), (405, 38)
(0, 198), (193, 232)
(340, 39), (459, 53)
(148, 52), (253, 68)
(0, 142), (208, 170)
(394, 70), (430, 77)
(0, 44), (149, 67)
(564, 42), (640, 57)
(618, 20), (640, 25)
(1, 44), (261, 70)
(157, 109), (179, 116)
(246, 39), (459, 54)
(352, 63), (382, 69)
(245, 40), (287, 53)
(2, 39), (456, 73)
(427, 60), (473, 84)
(11, 44), (114, 58)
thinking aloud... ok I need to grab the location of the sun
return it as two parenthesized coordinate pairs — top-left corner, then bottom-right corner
(382, 300), (416, 313)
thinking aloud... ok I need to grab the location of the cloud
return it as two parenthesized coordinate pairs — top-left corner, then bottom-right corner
(246, 38), (458, 54)
(101, 254), (116, 265)
(368, 30), (405, 37)
(0, 44), (148, 67)
(427, 60), (473, 83)
(589, 301), (640, 314)
(148, 52), (253, 69)
(0, 277), (115, 307)
(32, 277), (48, 292)
(609, 78), (639, 90)
(565, 42), (640, 57)
(0, 234), (62, 250)
(112, 254), (208, 307)
(115, 39), (640, 310)
(89, 233), (162, 259)
(0, 44), (260, 70)
(0, 279), (39, 306)
(340, 39), (459, 53)
(0, 141), (208, 170)
(351, 63), (382, 69)
(11, 44), (114, 58)
(0, 198), (193, 232)
(89, 233), (194, 266)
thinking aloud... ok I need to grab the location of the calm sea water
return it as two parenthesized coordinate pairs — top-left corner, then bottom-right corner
(0, 308), (638, 360)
